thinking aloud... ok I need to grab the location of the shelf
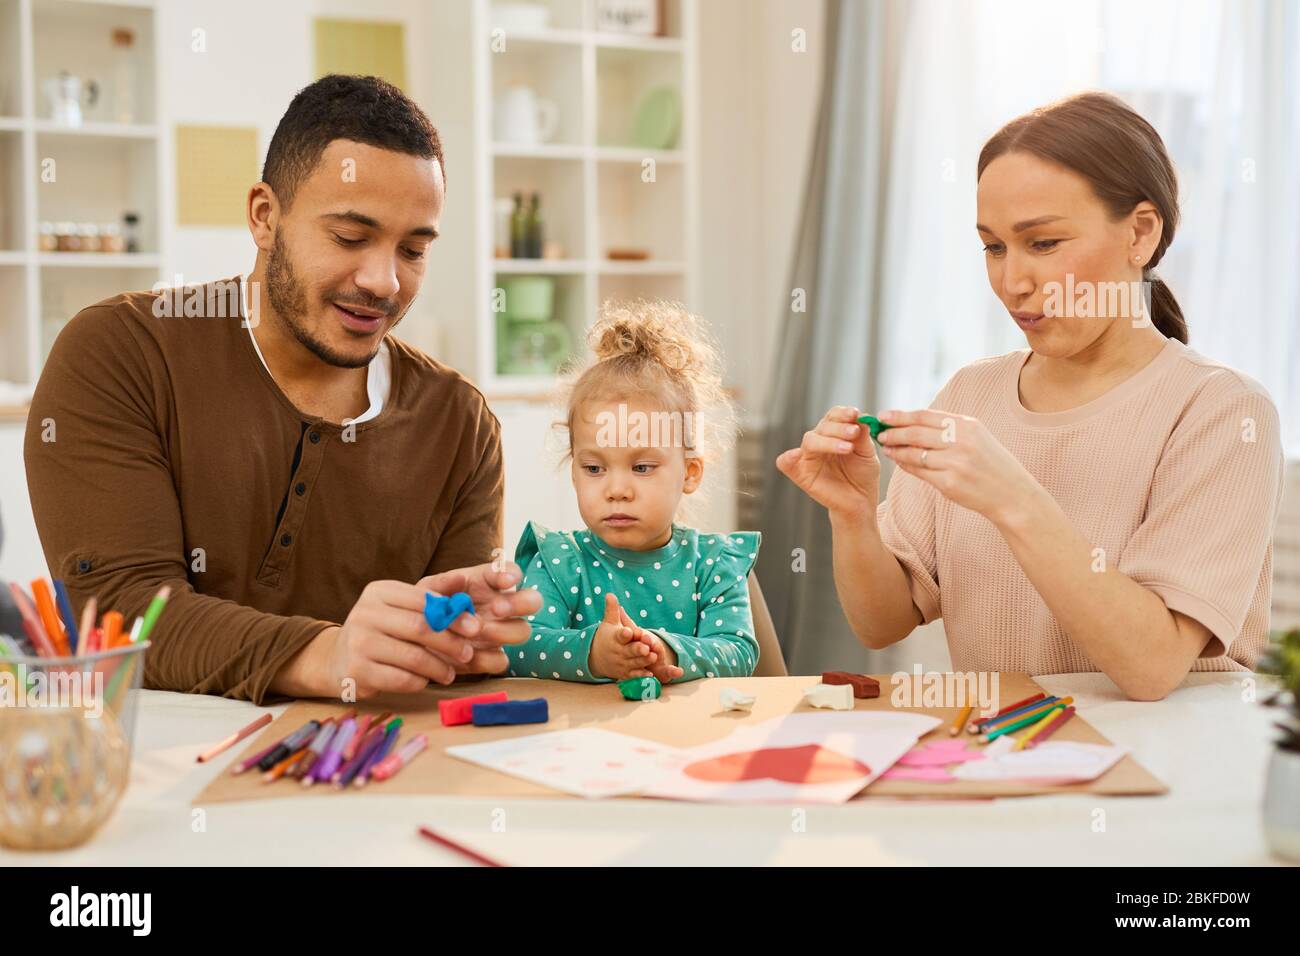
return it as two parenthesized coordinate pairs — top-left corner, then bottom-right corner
(0, 117), (22, 132)
(492, 142), (587, 160)
(496, 28), (586, 48)
(595, 146), (683, 164)
(32, 120), (158, 139)
(37, 252), (159, 268)
(469, 0), (695, 396)
(596, 259), (685, 275)
(494, 258), (586, 274)
(0, 251), (28, 265)
(592, 33), (683, 53)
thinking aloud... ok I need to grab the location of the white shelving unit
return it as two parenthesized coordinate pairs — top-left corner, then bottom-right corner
(0, 0), (163, 394)
(471, 0), (698, 395)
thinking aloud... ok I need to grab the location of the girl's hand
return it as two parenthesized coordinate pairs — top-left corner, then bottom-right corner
(616, 606), (684, 683)
(775, 405), (880, 521)
(589, 593), (657, 681)
(876, 409), (1040, 523)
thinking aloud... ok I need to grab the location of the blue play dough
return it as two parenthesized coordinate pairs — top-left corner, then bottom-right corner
(424, 591), (475, 632)
(471, 698), (549, 726)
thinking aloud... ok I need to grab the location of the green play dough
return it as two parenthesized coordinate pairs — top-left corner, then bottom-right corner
(619, 676), (662, 701)
(858, 414), (894, 443)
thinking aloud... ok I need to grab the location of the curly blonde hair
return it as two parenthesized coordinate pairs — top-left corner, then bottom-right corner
(559, 299), (735, 467)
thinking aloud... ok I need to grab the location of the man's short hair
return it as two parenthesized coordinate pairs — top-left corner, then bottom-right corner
(262, 74), (443, 209)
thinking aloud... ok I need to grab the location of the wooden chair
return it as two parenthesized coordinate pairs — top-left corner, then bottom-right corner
(747, 572), (788, 676)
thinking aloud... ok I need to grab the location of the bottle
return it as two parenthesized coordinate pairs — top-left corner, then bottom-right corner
(525, 192), (543, 259)
(122, 212), (140, 253)
(111, 28), (136, 124)
(508, 191), (526, 259)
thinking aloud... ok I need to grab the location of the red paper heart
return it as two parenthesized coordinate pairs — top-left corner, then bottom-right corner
(683, 744), (871, 784)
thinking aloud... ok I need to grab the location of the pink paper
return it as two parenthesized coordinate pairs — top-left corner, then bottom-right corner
(879, 765), (955, 782)
(896, 738), (986, 767)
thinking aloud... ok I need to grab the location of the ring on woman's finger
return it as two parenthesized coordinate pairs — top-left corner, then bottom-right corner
(920, 449), (929, 465)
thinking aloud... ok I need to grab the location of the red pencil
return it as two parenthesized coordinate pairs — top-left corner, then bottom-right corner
(8, 583), (58, 657)
(971, 692), (1046, 729)
(417, 826), (506, 868)
(197, 712), (274, 763)
(1020, 705), (1076, 749)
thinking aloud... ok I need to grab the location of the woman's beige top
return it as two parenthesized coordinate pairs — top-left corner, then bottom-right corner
(878, 336), (1285, 673)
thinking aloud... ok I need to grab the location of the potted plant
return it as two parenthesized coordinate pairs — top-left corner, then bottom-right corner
(1261, 627), (1300, 862)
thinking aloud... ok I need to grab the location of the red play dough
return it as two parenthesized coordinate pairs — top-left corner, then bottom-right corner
(683, 744), (871, 784)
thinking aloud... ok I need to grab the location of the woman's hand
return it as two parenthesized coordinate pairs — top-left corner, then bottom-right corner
(875, 409), (1041, 524)
(775, 405), (880, 521)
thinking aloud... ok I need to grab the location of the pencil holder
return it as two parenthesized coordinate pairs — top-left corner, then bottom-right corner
(0, 641), (149, 850)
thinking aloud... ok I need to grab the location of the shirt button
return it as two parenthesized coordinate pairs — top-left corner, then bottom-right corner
(308, 431), (321, 444)
(281, 533), (293, 547)
(295, 482), (307, 496)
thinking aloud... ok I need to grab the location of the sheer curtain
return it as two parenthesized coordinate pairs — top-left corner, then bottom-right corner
(876, 0), (1300, 451)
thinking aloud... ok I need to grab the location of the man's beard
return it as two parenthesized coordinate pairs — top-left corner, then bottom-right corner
(265, 230), (400, 370)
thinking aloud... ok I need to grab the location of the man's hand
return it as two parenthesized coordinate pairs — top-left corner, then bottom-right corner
(272, 562), (539, 699)
(274, 580), (481, 699)
(416, 561), (541, 676)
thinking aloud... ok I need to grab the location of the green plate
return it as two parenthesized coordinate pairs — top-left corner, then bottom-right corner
(632, 86), (680, 150)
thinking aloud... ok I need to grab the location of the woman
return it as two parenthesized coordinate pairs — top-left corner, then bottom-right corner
(777, 92), (1284, 700)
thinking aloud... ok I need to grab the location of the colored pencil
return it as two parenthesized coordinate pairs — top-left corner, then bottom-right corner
(979, 695), (1062, 731)
(135, 585), (172, 643)
(76, 596), (97, 657)
(290, 720), (338, 779)
(8, 583), (57, 657)
(102, 611), (124, 650)
(1011, 704), (1066, 750)
(256, 720), (320, 772)
(417, 826), (505, 868)
(197, 712), (273, 763)
(1018, 706), (1076, 750)
(52, 580), (80, 653)
(30, 579), (69, 656)
(371, 734), (428, 782)
(949, 704), (973, 736)
(984, 697), (1074, 742)
(262, 749), (309, 782)
(307, 718), (356, 786)
(354, 718), (403, 788)
(344, 715), (374, 761)
(969, 692), (1046, 731)
(334, 726), (385, 788)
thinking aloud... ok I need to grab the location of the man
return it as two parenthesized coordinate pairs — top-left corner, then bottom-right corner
(24, 75), (538, 703)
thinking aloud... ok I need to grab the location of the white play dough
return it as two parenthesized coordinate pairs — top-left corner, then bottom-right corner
(802, 682), (854, 711)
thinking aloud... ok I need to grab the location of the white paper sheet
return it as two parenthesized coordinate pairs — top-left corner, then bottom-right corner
(951, 741), (1129, 783)
(445, 728), (686, 798)
(644, 712), (942, 804)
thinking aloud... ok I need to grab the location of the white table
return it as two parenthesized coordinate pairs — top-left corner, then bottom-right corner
(2, 672), (1288, 866)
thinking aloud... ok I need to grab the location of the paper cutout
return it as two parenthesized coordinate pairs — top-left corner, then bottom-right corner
(952, 741), (1129, 783)
(175, 125), (259, 226)
(646, 712), (941, 804)
(896, 738), (986, 767)
(879, 765), (955, 782)
(684, 744), (870, 784)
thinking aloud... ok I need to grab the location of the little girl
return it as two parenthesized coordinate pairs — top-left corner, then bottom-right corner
(509, 301), (761, 685)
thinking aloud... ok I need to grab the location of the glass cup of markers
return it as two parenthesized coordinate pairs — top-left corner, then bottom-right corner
(0, 584), (155, 850)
